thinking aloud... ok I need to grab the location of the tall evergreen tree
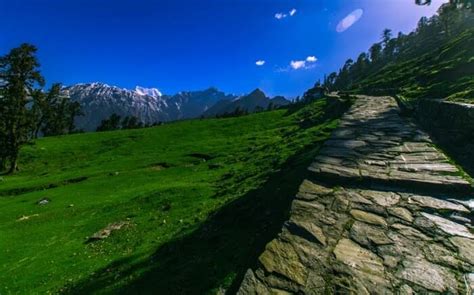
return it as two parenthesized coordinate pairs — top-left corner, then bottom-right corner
(0, 44), (44, 173)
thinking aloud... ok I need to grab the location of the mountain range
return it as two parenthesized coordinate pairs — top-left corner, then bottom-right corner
(64, 83), (290, 131)
(202, 89), (290, 117)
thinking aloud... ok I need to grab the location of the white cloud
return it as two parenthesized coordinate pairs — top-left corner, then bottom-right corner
(275, 13), (287, 19)
(255, 60), (265, 66)
(336, 9), (363, 33)
(286, 56), (318, 71)
(290, 60), (306, 70)
(275, 8), (297, 20)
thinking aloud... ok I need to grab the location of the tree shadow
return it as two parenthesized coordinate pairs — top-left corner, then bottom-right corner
(63, 145), (322, 295)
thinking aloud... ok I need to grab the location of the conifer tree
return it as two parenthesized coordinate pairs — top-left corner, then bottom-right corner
(0, 44), (44, 173)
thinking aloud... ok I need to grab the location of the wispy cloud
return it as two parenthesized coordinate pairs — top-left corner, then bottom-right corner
(285, 56), (318, 71)
(336, 9), (363, 33)
(255, 60), (265, 66)
(290, 60), (306, 70)
(275, 12), (287, 20)
(275, 8), (297, 20)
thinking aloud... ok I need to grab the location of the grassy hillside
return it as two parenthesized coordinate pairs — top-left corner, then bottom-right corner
(358, 29), (474, 102)
(0, 97), (348, 294)
(316, 4), (473, 103)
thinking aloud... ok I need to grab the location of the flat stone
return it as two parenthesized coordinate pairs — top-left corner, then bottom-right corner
(382, 255), (399, 268)
(310, 162), (360, 178)
(423, 243), (460, 269)
(465, 273), (474, 294)
(396, 258), (458, 293)
(448, 198), (474, 210)
(333, 238), (385, 275)
(291, 200), (325, 217)
(391, 223), (431, 240)
(450, 236), (474, 265)
(236, 270), (269, 295)
(350, 221), (392, 247)
(286, 220), (327, 246)
(359, 190), (400, 207)
(398, 284), (414, 295)
(350, 209), (387, 227)
(421, 212), (474, 239)
(258, 240), (307, 285)
(332, 195), (350, 212)
(409, 195), (469, 213)
(87, 221), (129, 242)
(393, 163), (458, 173)
(296, 180), (333, 201)
(346, 190), (373, 205)
(387, 207), (413, 222)
(324, 139), (367, 149)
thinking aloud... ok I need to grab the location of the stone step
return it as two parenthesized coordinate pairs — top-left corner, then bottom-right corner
(308, 161), (474, 195)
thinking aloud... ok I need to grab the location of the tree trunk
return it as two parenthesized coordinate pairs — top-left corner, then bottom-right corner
(8, 156), (18, 174)
(0, 157), (6, 172)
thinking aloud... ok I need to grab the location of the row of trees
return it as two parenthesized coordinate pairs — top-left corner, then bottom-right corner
(321, 1), (473, 92)
(96, 113), (161, 131)
(0, 44), (82, 174)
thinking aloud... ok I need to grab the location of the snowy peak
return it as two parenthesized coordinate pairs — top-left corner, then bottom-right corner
(64, 82), (237, 131)
(134, 86), (162, 98)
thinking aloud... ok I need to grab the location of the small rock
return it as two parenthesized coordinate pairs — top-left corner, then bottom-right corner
(37, 198), (50, 205)
(87, 221), (129, 242)
(350, 209), (387, 227)
(17, 214), (39, 221)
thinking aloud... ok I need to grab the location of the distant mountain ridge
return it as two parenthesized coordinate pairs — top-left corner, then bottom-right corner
(65, 83), (290, 131)
(202, 89), (291, 117)
(64, 83), (237, 131)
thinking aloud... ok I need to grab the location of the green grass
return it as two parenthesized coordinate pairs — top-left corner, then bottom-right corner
(356, 29), (474, 103)
(0, 98), (348, 294)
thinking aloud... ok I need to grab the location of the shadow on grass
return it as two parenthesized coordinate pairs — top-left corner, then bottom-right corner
(63, 145), (322, 295)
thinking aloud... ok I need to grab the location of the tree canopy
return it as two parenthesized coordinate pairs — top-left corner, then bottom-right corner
(0, 44), (82, 173)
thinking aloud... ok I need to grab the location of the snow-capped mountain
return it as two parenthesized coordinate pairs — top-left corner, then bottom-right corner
(134, 86), (162, 98)
(64, 83), (236, 131)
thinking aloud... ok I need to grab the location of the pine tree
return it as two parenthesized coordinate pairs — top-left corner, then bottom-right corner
(0, 44), (44, 173)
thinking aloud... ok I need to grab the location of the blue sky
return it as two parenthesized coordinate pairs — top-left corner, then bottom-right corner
(0, 0), (445, 97)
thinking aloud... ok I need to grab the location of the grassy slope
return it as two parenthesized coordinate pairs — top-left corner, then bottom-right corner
(357, 29), (474, 102)
(0, 98), (346, 294)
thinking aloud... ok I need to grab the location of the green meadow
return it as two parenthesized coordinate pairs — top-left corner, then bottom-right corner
(0, 98), (347, 294)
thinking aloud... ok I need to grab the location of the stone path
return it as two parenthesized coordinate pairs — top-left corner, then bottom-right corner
(237, 96), (474, 294)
